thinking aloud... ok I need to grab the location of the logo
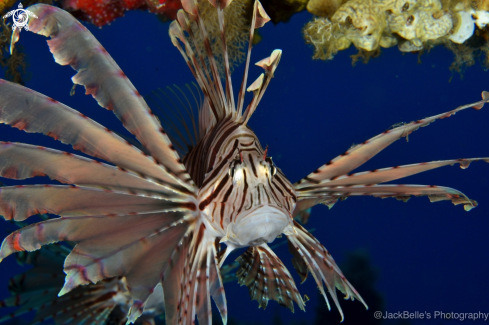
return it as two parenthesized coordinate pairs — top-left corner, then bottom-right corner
(3, 3), (38, 32)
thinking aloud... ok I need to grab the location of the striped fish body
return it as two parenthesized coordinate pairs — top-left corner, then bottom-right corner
(185, 118), (296, 248)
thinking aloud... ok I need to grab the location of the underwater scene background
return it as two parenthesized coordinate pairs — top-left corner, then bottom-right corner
(0, 4), (488, 324)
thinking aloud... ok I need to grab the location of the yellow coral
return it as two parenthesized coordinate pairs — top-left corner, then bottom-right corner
(304, 0), (461, 60)
(303, 17), (341, 60)
(388, 8), (452, 48)
(333, 0), (387, 51)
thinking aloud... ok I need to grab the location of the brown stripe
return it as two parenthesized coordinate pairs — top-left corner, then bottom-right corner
(236, 170), (248, 215)
(275, 175), (296, 202)
(201, 139), (238, 189)
(199, 174), (230, 211)
(207, 122), (241, 170)
(249, 153), (258, 178)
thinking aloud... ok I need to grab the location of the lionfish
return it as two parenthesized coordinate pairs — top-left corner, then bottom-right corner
(0, 0), (488, 324)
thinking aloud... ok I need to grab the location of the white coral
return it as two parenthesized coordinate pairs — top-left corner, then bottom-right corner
(449, 3), (489, 44)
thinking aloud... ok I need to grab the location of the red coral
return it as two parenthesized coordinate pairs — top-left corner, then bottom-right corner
(61, 0), (182, 27)
(147, 0), (182, 20)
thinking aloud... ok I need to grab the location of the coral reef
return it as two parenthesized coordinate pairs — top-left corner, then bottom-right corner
(190, 0), (253, 72)
(303, 0), (489, 69)
(58, 0), (253, 69)
(61, 0), (183, 27)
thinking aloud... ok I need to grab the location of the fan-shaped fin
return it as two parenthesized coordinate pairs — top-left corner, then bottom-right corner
(299, 184), (477, 211)
(236, 243), (305, 312)
(122, 220), (188, 323)
(295, 93), (489, 188)
(0, 185), (193, 222)
(0, 80), (193, 195)
(146, 83), (203, 157)
(162, 223), (227, 325)
(298, 158), (489, 189)
(0, 142), (186, 197)
(26, 4), (194, 188)
(293, 158), (488, 215)
(1, 211), (192, 323)
(32, 280), (121, 324)
(286, 221), (367, 322)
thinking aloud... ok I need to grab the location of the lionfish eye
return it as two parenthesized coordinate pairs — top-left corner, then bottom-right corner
(265, 157), (277, 177)
(229, 158), (245, 179)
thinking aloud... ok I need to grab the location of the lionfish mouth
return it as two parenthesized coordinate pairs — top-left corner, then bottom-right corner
(223, 206), (290, 247)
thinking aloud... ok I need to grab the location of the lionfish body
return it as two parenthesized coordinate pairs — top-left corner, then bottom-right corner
(188, 118), (296, 249)
(0, 0), (488, 324)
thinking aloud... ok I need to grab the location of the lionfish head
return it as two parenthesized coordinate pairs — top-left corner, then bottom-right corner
(200, 126), (296, 248)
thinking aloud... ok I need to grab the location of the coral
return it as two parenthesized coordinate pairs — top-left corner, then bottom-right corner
(301, 0), (489, 73)
(62, 0), (142, 27)
(61, 0), (182, 27)
(190, 0), (253, 73)
(350, 47), (381, 64)
(303, 17), (339, 60)
(334, 0), (388, 51)
(302, 0), (476, 62)
(448, 2), (489, 43)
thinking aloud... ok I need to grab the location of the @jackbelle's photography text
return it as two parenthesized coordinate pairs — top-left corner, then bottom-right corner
(374, 311), (489, 321)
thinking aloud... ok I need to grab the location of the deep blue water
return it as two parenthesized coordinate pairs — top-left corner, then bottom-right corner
(1, 5), (489, 325)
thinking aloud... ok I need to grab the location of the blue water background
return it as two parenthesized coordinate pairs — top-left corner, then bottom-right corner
(0, 6), (489, 324)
